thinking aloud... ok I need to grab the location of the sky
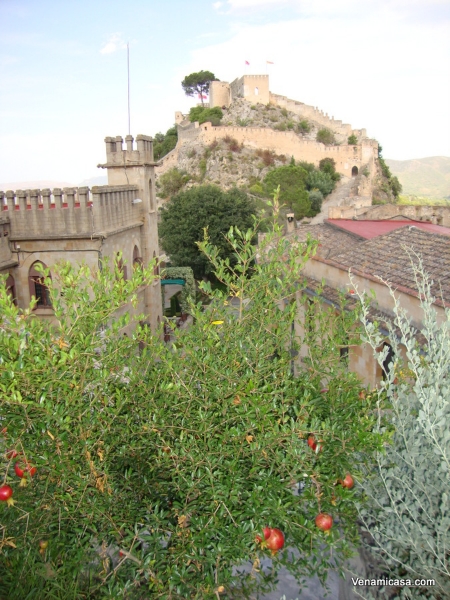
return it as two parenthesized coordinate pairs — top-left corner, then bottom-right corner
(0, 0), (449, 185)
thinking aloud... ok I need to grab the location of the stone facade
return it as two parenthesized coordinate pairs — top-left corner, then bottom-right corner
(0, 134), (162, 333)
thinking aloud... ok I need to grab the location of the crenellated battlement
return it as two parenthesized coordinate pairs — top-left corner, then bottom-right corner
(0, 185), (142, 239)
(102, 134), (155, 168)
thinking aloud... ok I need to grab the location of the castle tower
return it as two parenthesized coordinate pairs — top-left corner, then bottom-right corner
(98, 134), (162, 331)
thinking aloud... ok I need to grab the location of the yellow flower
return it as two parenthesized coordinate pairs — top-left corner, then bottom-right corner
(211, 320), (224, 325)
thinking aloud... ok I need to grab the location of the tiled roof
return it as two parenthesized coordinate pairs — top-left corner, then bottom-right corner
(287, 222), (364, 259)
(318, 226), (450, 305)
(326, 219), (450, 239)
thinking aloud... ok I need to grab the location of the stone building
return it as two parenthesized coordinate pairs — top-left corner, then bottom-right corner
(289, 218), (450, 387)
(0, 134), (162, 333)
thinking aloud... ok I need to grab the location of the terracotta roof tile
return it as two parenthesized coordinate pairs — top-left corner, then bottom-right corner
(318, 227), (450, 305)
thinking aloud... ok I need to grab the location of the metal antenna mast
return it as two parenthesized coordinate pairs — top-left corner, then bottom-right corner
(127, 42), (131, 135)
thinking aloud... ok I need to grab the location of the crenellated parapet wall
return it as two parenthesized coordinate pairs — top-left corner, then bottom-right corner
(0, 185), (142, 239)
(176, 122), (377, 178)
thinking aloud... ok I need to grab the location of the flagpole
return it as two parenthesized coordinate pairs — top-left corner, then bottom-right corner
(127, 42), (131, 135)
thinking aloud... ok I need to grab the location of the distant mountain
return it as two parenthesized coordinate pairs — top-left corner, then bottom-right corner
(385, 156), (450, 200)
(78, 176), (107, 187)
(0, 180), (75, 191)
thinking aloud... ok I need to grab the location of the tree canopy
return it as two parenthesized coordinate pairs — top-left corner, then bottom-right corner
(181, 71), (218, 106)
(263, 165), (310, 219)
(158, 185), (257, 279)
(153, 125), (178, 161)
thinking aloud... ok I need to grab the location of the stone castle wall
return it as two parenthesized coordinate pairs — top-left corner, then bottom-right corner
(1, 185), (142, 239)
(328, 203), (450, 226)
(177, 122), (378, 178)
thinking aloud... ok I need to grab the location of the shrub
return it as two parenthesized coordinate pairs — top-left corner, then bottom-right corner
(308, 189), (324, 214)
(153, 125), (178, 160)
(249, 183), (264, 195)
(347, 134), (358, 145)
(157, 167), (191, 198)
(298, 120), (311, 134)
(189, 106), (223, 126)
(355, 260), (450, 598)
(281, 108), (288, 117)
(316, 129), (336, 145)
(0, 213), (384, 599)
(237, 118), (249, 127)
(187, 148), (197, 159)
(274, 123), (287, 131)
(256, 149), (276, 167)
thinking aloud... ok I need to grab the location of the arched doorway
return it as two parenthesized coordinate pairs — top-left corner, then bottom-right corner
(351, 166), (358, 177)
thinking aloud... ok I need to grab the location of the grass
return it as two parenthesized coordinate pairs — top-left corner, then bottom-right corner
(397, 195), (450, 206)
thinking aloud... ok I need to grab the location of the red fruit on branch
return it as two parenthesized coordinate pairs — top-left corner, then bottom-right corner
(6, 449), (19, 459)
(307, 435), (322, 453)
(341, 474), (354, 489)
(256, 527), (272, 543)
(315, 513), (333, 531)
(266, 528), (285, 552)
(0, 485), (15, 506)
(14, 461), (36, 478)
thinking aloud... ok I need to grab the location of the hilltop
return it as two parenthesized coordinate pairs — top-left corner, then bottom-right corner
(385, 156), (450, 200)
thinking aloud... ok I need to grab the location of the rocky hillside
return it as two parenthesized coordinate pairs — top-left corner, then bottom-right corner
(385, 156), (450, 200)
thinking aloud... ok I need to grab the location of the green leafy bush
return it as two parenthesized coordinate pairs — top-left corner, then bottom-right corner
(0, 218), (384, 599)
(355, 261), (450, 598)
(316, 129), (336, 145)
(189, 106), (223, 126)
(347, 134), (358, 145)
(298, 120), (311, 134)
(308, 189), (324, 214)
(153, 125), (178, 160)
(157, 167), (191, 198)
(263, 165), (310, 219)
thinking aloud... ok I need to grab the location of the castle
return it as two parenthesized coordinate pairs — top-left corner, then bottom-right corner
(161, 74), (379, 189)
(0, 135), (162, 333)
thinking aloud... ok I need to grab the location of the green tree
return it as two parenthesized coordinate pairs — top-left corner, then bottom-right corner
(0, 213), (384, 599)
(153, 125), (178, 161)
(319, 157), (341, 183)
(189, 106), (223, 126)
(181, 70), (218, 106)
(157, 167), (191, 199)
(354, 260), (450, 598)
(306, 170), (335, 198)
(263, 165), (310, 219)
(158, 185), (257, 279)
(377, 143), (403, 199)
(347, 134), (358, 145)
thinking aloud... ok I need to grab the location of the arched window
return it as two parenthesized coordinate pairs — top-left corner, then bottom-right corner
(133, 245), (143, 270)
(351, 166), (359, 177)
(5, 274), (17, 306)
(254, 87), (259, 95)
(29, 261), (52, 307)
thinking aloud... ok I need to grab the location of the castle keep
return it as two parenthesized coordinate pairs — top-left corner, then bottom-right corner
(0, 135), (162, 332)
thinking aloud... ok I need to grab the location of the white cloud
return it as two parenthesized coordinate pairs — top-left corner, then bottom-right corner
(183, 7), (450, 159)
(100, 33), (127, 55)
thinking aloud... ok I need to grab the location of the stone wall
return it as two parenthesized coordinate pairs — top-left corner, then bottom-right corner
(0, 185), (142, 239)
(177, 122), (377, 178)
(328, 203), (450, 226)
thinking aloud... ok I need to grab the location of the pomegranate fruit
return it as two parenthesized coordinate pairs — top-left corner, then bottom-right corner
(265, 528), (285, 552)
(315, 513), (333, 531)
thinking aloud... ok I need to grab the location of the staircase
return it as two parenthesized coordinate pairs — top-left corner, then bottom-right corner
(311, 174), (371, 224)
